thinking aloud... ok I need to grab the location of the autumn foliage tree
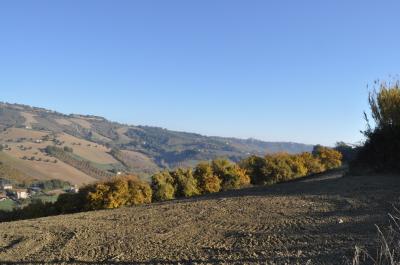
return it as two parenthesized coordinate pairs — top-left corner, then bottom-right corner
(193, 162), (221, 193)
(241, 148), (341, 185)
(172, 168), (200, 197)
(84, 175), (152, 210)
(151, 171), (175, 201)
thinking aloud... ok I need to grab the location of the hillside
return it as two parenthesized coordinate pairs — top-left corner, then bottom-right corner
(0, 171), (398, 264)
(0, 102), (313, 184)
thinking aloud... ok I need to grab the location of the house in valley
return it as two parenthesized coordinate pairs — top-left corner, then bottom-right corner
(13, 189), (28, 199)
(0, 183), (13, 191)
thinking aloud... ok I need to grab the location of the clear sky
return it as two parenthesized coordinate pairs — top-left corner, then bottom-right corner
(1, 1), (399, 146)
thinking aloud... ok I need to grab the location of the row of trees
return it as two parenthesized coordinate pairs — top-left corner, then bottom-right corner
(45, 145), (113, 180)
(0, 147), (342, 222)
(241, 146), (342, 185)
(151, 159), (251, 201)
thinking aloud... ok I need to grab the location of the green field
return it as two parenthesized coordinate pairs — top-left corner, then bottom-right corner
(0, 194), (59, 212)
(32, 194), (59, 203)
(0, 199), (18, 211)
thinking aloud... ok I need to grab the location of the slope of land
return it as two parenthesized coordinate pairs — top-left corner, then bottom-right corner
(0, 171), (398, 264)
(0, 128), (110, 185)
(0, 102), (313, 183)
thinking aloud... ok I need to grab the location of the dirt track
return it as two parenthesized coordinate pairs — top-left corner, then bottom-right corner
(0, 171), (399, 265)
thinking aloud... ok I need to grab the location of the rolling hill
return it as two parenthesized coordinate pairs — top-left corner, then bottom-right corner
(0, 102), (313, 184)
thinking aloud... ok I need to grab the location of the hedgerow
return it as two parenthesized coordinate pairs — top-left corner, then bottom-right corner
(0, 147), (342, 222)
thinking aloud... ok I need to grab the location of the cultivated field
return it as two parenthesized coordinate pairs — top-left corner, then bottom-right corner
(0, 171), (398, 264)
(0, 128), (118, 185)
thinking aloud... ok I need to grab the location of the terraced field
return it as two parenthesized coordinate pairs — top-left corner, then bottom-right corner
(0, 171), (398, 264)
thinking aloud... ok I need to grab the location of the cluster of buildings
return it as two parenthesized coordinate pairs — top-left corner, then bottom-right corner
(0, 181), (80, 203)
(0, 183), (29, 201)
(0, 177), (81, 207)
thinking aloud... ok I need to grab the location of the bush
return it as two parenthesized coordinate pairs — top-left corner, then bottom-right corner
(84, 175), (152, 210)
(193, 162), (221, 193)
(312, 145), (342, 170)
(241, 150), (341, 185)
(287, 154), (308, 178)
(240, 155), (268, 185)
(63, 146), (73, 153)
(211, 159), (250, 190)
(299, 152), (325, 175)
(235, 166), (251, 187)
(334, 142), (358, 164)
(172, 168), (200, 198)
(263, 153), (294, 184)
(126, 179), (153, 205)
(55, 192), (86, 213)
(151, 171), (176, 201)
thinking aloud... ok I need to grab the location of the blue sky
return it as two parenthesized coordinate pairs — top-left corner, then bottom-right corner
(1, 1), (399, 146)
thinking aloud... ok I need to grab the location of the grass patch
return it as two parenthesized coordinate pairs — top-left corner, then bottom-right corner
(0, 199), (18, 211)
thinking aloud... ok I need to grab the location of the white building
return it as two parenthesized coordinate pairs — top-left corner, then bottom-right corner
(15, 190), (28, 199)
(1, 184), (13, 190)
(69, 185), (79, 193)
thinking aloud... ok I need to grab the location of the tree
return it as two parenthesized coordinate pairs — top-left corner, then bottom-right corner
(193, 162), (221, 193)
(334, 142), (357, 163)
(351, 81), (400, 173)
(63, 146), (73, 153)
(151, 171), (175, 201)
(83, 175), (151, 210)
(240, 155), (268, 185)
(368, 81), (400, 129)
(126, 178), (152, 205)
(172, 168), (200, 197)
(263, 154), (294, 184)
(211, 159), (247, 190)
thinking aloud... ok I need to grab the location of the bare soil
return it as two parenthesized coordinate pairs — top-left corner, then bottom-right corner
(0, 171), (399, 265)
(0, 128), (115, 185)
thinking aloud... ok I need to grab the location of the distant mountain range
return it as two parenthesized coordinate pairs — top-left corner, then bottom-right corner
(0, 102), (313, 183)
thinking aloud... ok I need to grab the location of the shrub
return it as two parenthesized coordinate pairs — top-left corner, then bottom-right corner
(235, 166), (251, 187)
(240, 155), (268, 185)
(334, 142), (358, 164)
(287, 154), (308, 178)
(151, 171), (176, 201)
(263, 153), (294, 184)
(211, 158), (250, 190)
(55, 192), (86, 213)
(84, 175), (151, 210)
(172, 168), (200, 197)
(126, 178), (152, 205)
(312, 145), (342, 170)
(193, 162), (221, 193)
(299, 152), (325, 174)
(63, 146), (73, 153)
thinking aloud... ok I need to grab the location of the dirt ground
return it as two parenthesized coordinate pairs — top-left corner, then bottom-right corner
(0, 171), (399, 265)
